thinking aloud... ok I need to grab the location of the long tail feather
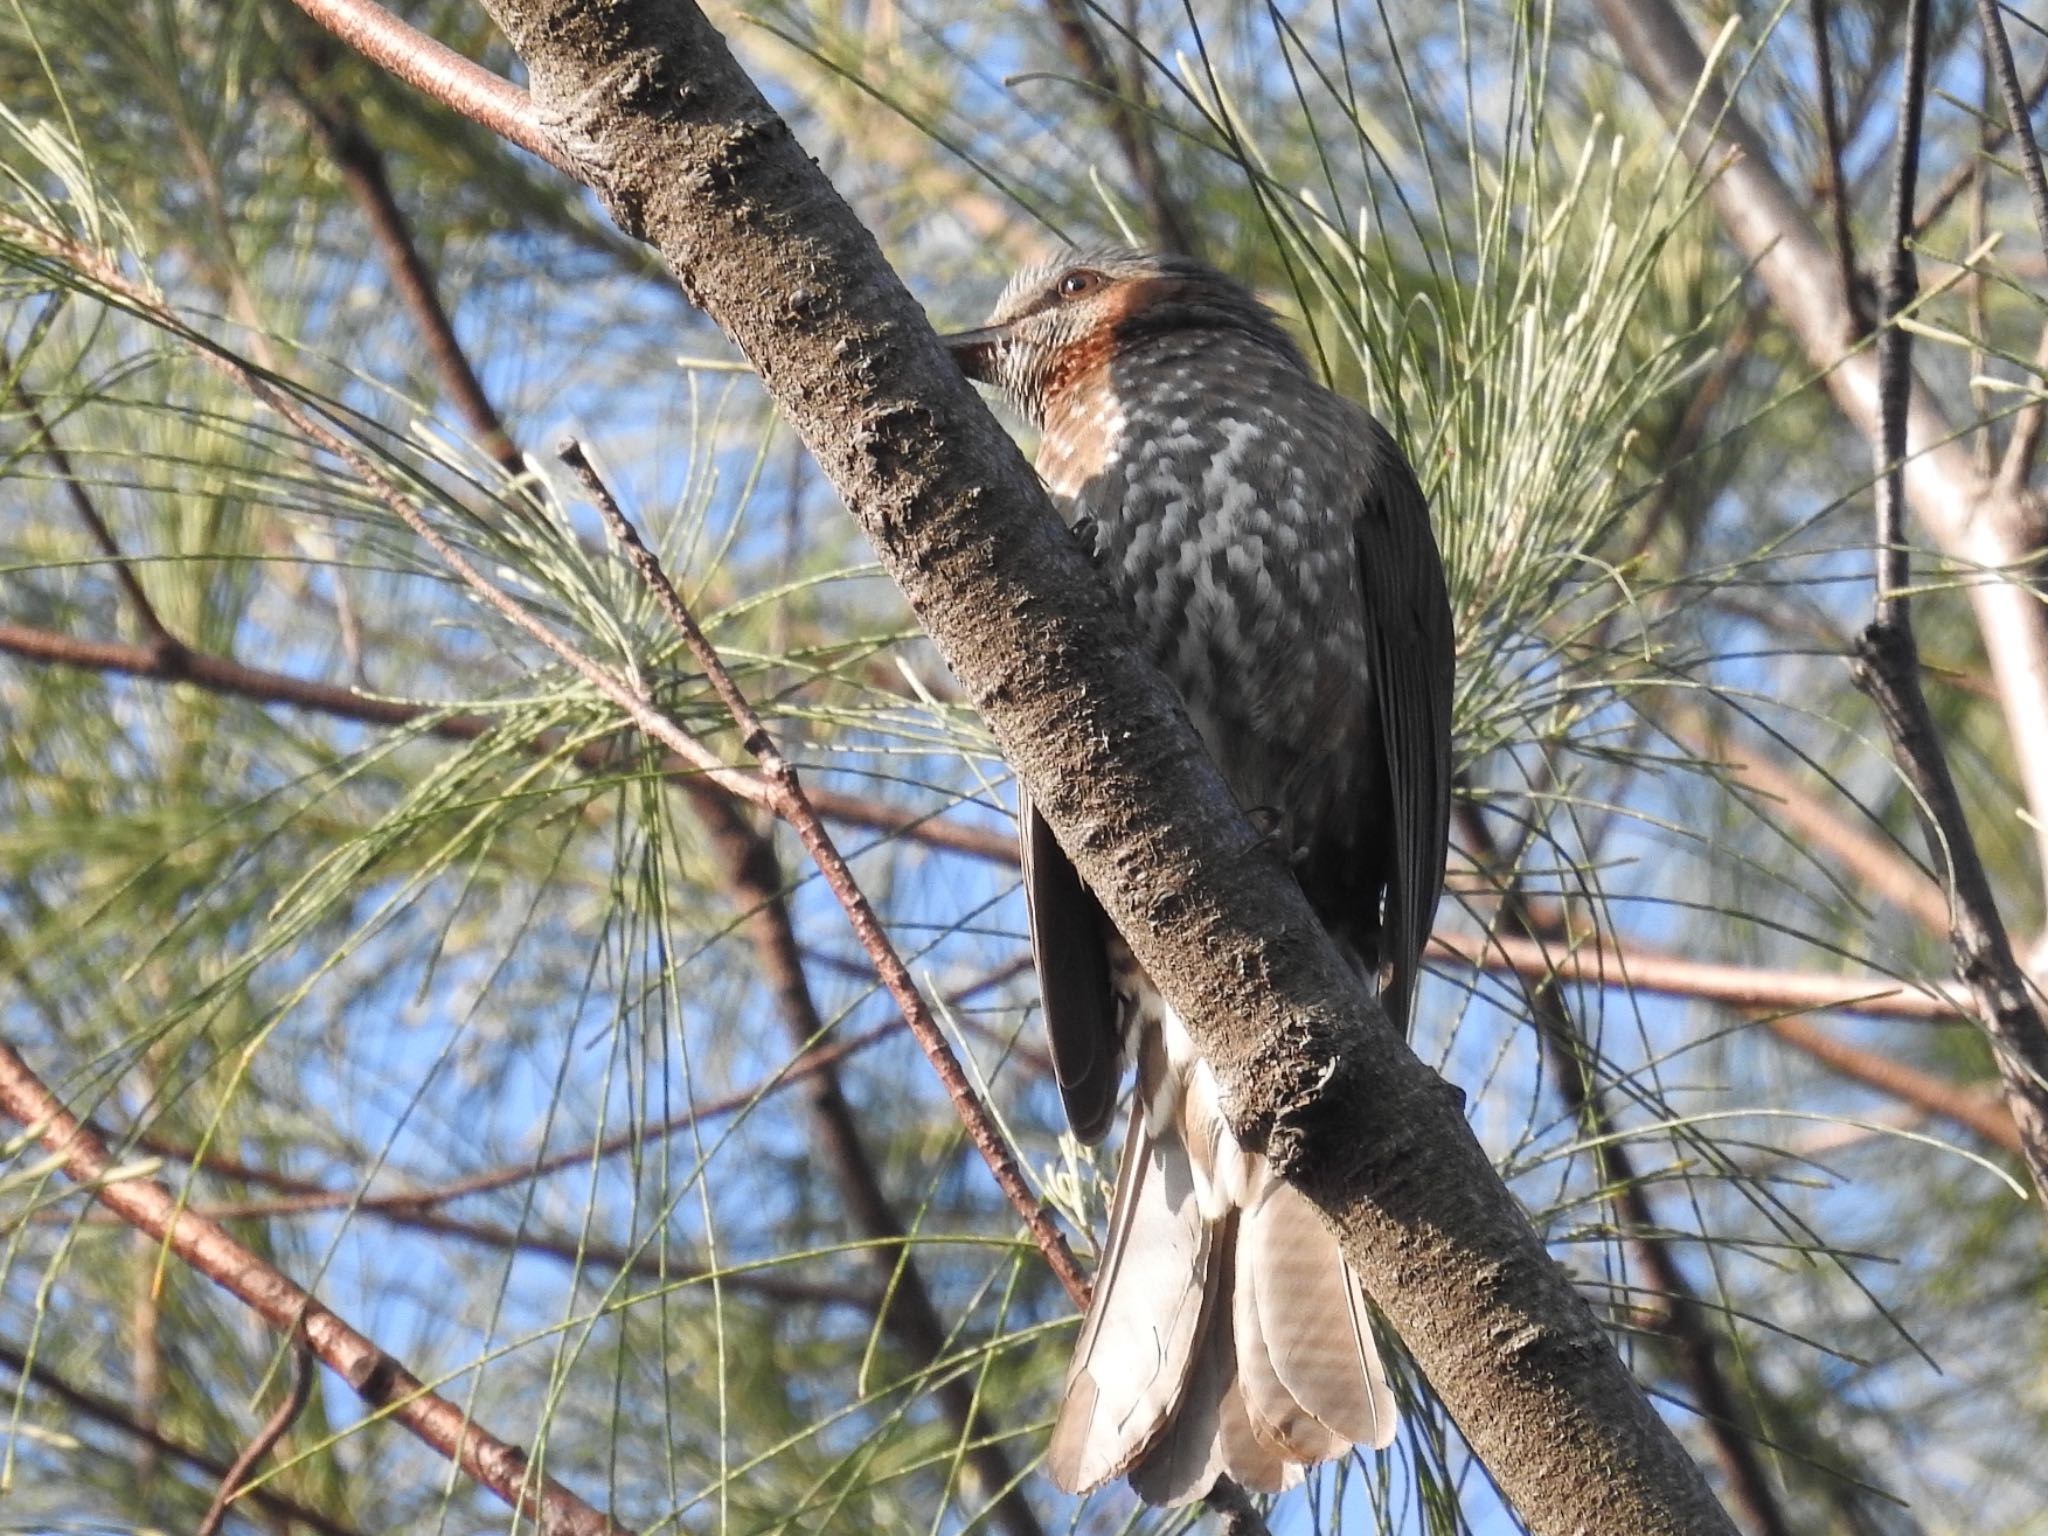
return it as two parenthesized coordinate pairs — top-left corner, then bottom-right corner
(1244, 1180), (1398, 1450)
(1046, 1103), (1212, 1492)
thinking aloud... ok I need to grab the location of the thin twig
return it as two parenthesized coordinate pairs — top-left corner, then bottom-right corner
(561, 442), (1245, 1531)
(0, 617), (1016, 862)
(1810, 0), (1867, 334)
(0, 1340), (365, 1536)
(558, 437), (1090, 1306)
(1971, 0), (2048, 266)
(1038, 0), (1198, 254)
(0, 1039), (632, 1536)
(1850, 0), (2048, 1205)
(1914, 59), (2048, 235)
(282, 66), (522, 471)
(4, 356), (180, 652)
(196, 1341), (318, 1536)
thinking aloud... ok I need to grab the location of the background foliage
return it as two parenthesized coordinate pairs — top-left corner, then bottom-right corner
(2, 0), (2046, 1532)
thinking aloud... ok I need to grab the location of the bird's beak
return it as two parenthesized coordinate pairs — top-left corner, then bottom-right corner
(941, 323), (1006, 383)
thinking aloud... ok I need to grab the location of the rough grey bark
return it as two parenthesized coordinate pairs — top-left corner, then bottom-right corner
(462, 2), (1742, 1531)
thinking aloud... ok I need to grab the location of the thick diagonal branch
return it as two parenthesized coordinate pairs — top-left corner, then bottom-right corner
(273, 0), (1746, 1529)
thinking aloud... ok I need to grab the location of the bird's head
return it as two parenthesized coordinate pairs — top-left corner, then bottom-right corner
(943, 247), (1304, 426)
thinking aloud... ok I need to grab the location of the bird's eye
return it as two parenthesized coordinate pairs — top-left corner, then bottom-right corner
(1056, 269), (1105, 299)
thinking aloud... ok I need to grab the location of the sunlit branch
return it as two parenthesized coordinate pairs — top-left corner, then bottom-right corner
(1436, 931), (1967, 1023)
(283, 0), (568, 174)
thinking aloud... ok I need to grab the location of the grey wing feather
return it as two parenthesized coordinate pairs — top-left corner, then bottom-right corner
(1019, 789), (1121, 1142)
(1353, 419), (1455, 1026)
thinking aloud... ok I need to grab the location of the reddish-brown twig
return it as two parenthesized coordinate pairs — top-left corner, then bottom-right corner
(196, 1341), (318, 1536)
(0, 1039), (631, 1536)
(559, 438), (1089, 1306)
(283, 0), (568, 174)
(0, 617), (1014, 862)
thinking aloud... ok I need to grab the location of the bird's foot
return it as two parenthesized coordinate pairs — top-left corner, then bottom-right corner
(1244, 805), (1305, 865)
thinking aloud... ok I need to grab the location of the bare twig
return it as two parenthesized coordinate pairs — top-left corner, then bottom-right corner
(1809, 0), (1867, 333)
(282, 67), (521, 470)
(0, 1039), (632, 1536)
(561, 439), (1259, 1531)
(0, 1340), (364, 1536)
(1038, 0), (1198, 254)
(143, 1023), (897, 1217)
(1971, 0), (2048, 265)
(1849, 0), (2048, 1204)
(1448, 927), (2019, 1151)
(4, 356), (179, 651)
(1914, 61), (2048, 235)
(196, 1341), (317, 1536)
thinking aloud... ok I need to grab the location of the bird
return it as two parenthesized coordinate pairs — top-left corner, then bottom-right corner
(944, 247), (1455, 1506)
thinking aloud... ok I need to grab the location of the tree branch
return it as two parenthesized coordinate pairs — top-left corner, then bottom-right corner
(0, 618), (1015, 862)
(1436, 931), (1967, 1023)
(280, 0), (569, 174)
(1970, 0), (2048, 266)
(0, 1039), (632, 1536)
(274, 0), (1746, 1528)
(1845, 0), (2048, 1205)
(1037, 0), (1198, 254)
(1914, 59), (2048, 235)
(4, 356), (179, 651)
(279, 54), (521, 471)
(1599, 0), (2048, 904)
